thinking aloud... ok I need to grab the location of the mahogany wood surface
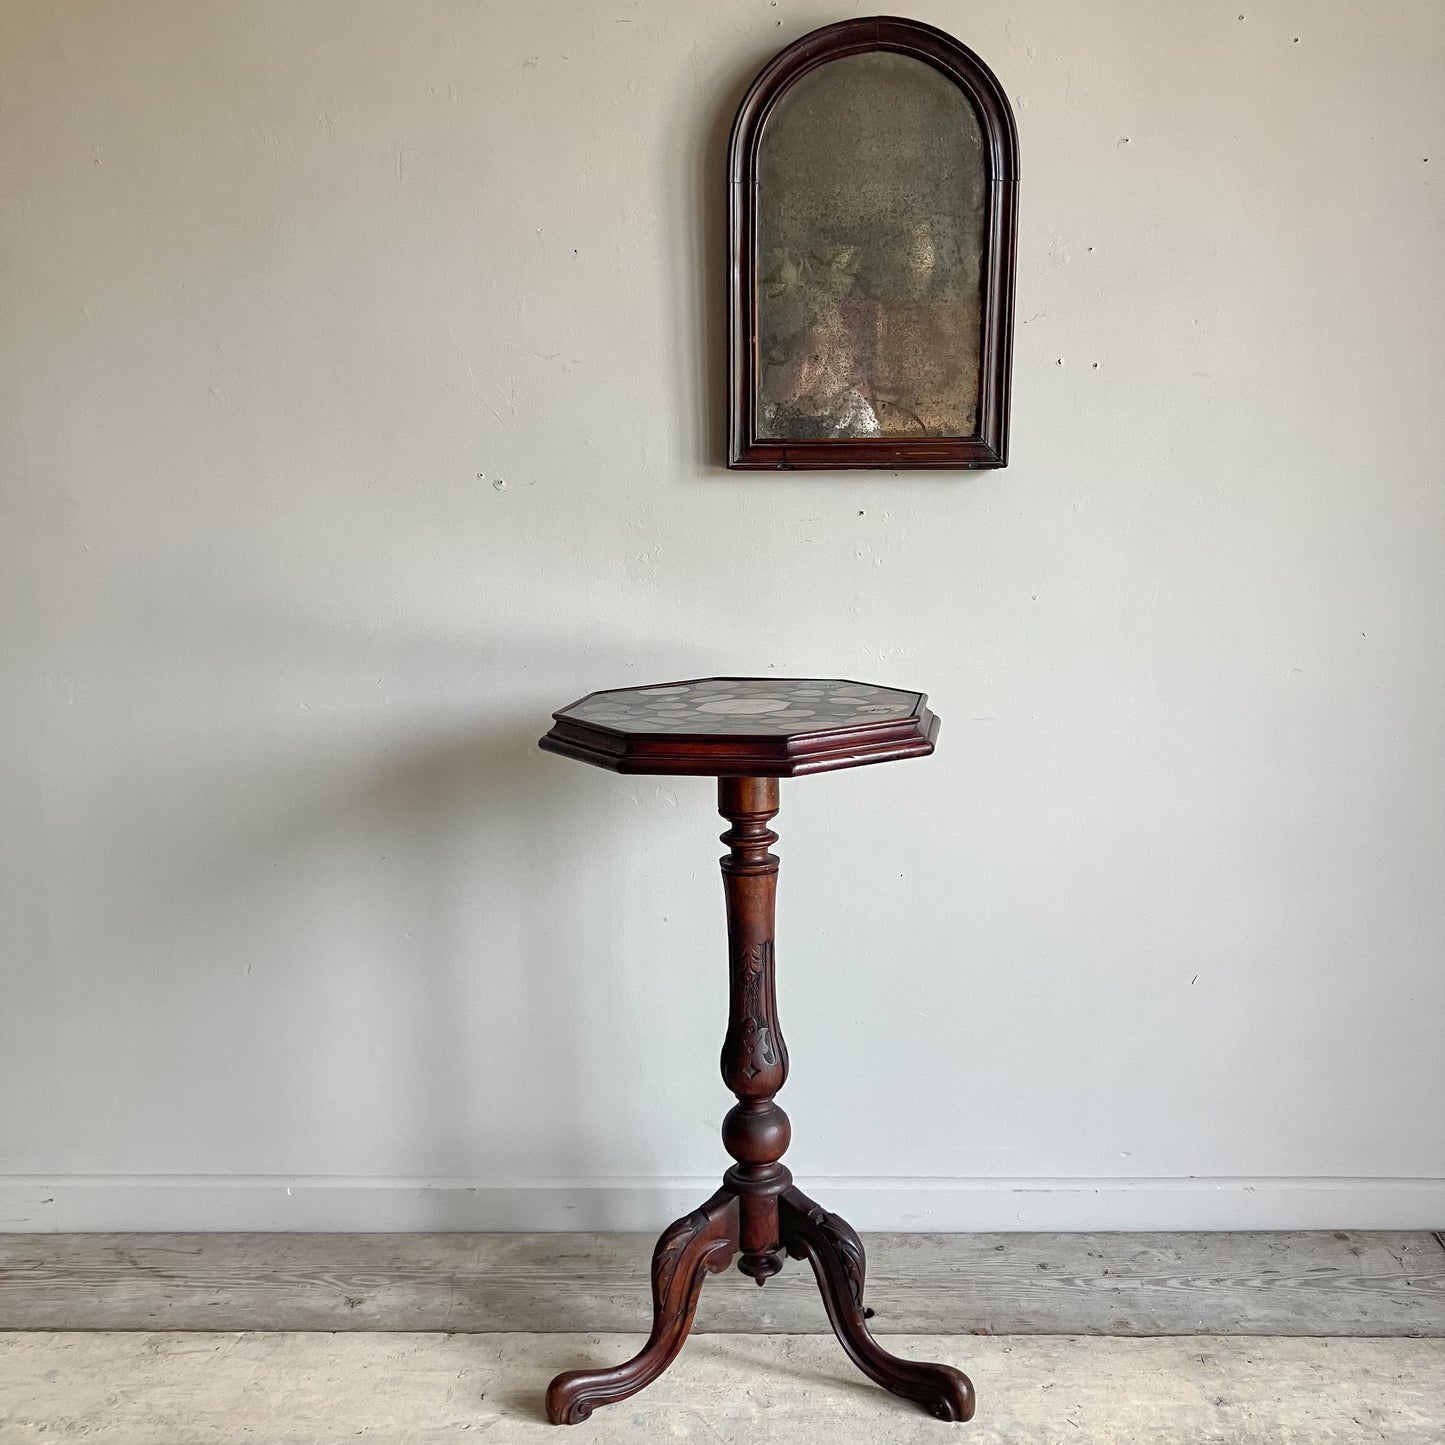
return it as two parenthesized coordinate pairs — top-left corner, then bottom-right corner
(539, 675), (939, 777)
(540, 697), (971, 1424)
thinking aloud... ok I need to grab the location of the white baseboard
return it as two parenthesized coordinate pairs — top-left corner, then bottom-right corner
(2, 1175), (1441, 1232)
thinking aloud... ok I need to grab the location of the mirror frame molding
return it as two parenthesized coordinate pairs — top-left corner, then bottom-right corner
(727, 17), (1020, 471)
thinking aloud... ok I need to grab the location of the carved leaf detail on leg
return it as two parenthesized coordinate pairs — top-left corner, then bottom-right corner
(653, 1205), (713, 1306)
(816, 1205), (866, 1311)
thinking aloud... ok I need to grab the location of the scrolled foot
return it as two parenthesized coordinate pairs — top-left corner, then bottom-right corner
(780, 1186), (975, 1422)
(544, 1188), (739, 1424)
(542, 1383), (595, 1427)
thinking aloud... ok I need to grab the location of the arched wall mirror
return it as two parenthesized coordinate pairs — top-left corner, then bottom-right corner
(728, 18), (1019, 470)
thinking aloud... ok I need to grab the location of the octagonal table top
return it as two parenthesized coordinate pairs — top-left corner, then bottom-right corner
(539, 676), (939, 777)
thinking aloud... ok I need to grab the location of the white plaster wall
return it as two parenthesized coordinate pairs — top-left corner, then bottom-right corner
(2, 0), (1442, 1231)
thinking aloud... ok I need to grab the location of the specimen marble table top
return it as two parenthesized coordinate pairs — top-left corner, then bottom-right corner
(553, 676), (922, 735)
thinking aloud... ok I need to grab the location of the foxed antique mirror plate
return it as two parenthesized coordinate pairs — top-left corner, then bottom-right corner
(728, 18), (1019, 470)
(757, 53), (985, 442)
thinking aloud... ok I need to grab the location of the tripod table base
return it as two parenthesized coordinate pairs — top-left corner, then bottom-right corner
(544, 1183), (974, 1425)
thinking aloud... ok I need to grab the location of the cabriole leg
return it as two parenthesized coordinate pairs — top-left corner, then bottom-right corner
(545, 1188), (739, 1425)
(780, 1185), (976, 1422)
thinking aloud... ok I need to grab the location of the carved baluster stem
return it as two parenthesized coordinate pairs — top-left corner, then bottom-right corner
(718, 776), (791, 1282)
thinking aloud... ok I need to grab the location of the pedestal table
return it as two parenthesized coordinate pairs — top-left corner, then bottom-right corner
(537, 676), (973, 1424)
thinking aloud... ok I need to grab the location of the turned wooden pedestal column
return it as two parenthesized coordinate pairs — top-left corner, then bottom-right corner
(538, 677), (971, 1425)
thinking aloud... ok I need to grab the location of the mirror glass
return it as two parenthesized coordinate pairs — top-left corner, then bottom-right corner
(756, 53), (987, 441)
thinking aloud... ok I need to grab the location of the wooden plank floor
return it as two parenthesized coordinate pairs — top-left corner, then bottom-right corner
(2, 1230), (1442, 1336)
(2, 1332), (1443, 1443)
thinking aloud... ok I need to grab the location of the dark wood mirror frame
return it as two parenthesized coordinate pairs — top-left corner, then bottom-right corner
(728, 17), (1019, 471)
